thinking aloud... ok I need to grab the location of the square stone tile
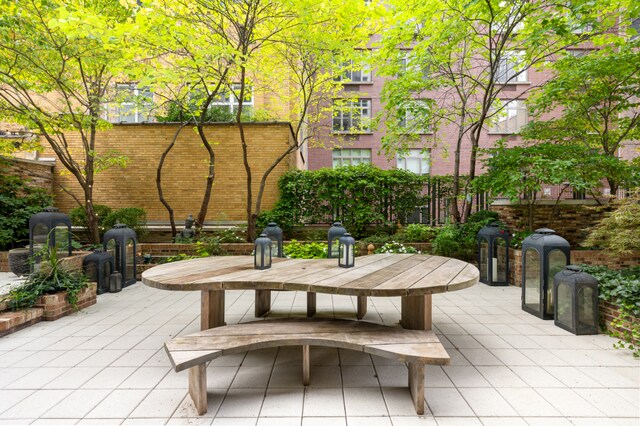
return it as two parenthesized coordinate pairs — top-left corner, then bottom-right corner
(424, 388), (474, 417)
(302, 417), (346, 426)
(43, 389), (111, 418)
(535, 388), (605, 417)
(217, 388), (265, 417)
(4, 367), (68, 389)
(303, 387), (345, 417)
(118, 367), (171, 389)
(82, 367), (136, 389)
(2, 389), (72, 419)
(343, 387), (387, 416)
(130, 388), (186, 418)
(260, 387), (304, 417)
(457, 388), (517, 417)
(443, 366), (490, 388)
(496, 387), (560, 417)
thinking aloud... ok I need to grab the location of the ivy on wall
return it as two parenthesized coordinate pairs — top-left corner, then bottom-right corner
(258, 165), (434, 238)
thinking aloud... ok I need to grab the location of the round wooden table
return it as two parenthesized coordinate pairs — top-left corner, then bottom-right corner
(141, 253), (479, 331)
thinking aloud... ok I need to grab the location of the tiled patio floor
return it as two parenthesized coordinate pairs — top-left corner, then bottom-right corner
(0, 280), (638, 425)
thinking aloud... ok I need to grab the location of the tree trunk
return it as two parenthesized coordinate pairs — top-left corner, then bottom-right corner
(157, 123), (189, 238)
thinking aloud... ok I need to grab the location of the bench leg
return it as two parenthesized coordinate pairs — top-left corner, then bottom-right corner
(408, 362), (425, 415)
(357, 295), (367, 319)
(401, 294), (432, 330)
(201, 290), (225, 331)
(255, 290), (271, 317)
(302, 345), (310, 385)
(306, 292), (316, 317)
(189, 364), (207, 415)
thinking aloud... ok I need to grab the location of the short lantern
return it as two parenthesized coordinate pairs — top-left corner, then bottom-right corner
(29, 207), (72, 269)
(103, 224), (137, 287)
(554, 265), (599, 335)
(82, 248), (114, 295)
(338, 233), (355, 268)
(262, 222), (284, 258)
(477, 223), (511, 286)
(254, 233), (272, 270)
(521, 228), (570, 320)
(328, 222), (347, 258)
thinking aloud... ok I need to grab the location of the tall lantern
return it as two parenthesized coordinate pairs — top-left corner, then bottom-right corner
(254, 233), (272, 270)
(103, 224), (137, 287)
(82, 248), (114, 295)
(477, 223), (511, 286)
(521, 228), (570, 319)
(328, 222), (347, 259)
(338, 233), (355, 268)
(554, 265), (599, 335)
(29, 207), (72, 269)
(262, 222), (284, 258)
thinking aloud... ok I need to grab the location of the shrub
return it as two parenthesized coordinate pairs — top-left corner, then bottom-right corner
(583, 190), (640, 254)
(69, 204), (113, 236)
(0, 160), (52, 250)
(580, 265), (640, 357)
(283, 240), (327, 259)
(398, 224), (438, 242)
(431, 225), (462, 257)
(103, 207), (149, 240)
(374, 241), (419, 254)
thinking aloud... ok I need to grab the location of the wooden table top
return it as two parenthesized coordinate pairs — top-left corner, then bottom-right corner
(141, 253), (478, 297)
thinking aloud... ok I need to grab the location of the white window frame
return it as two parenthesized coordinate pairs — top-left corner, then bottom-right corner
(398, 50), (428, 78)
(334, 59), (372, 84)
(489, 100), (528, 134)
(108, 83), (154, 124)
(332, 148), (372, 168)
(332, 99), (372, 133)
(211, 83), (254, 114)
(496, 51), (527, 84)
(397, 149), (430, 175)
(399, 99), (431, 134)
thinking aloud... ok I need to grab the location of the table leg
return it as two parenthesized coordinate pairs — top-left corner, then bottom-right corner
(255, 290), (271, 317)
(357, 295), (367, 319)
(306, 292), (316, 317)
(400, 294), (432, 330)
(201, 290), (225, 330)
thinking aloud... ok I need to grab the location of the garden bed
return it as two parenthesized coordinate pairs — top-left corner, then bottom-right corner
(34, 282), (97, 321)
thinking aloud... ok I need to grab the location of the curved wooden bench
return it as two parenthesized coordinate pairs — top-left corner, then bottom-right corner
(164, 319), (450, 415)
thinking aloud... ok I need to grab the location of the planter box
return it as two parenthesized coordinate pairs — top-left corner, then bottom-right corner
(34, 282), (97, 321)
(0, 308), (44, 337)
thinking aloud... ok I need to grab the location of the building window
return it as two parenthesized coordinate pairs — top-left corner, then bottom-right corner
(631, 18), (640, 39)
(397, 149), (430, 175)
(108, 84), (154, 123)
(490, 100), (527, 134)
(496, 51), (527, 83)
(332, 148), (372, 167)
(398, 51), (428, 78)
(333, 99), (371, 133)
(211, 83), (253, 114)
(399, 100), (431, 134)
(334, 59), (372, 83)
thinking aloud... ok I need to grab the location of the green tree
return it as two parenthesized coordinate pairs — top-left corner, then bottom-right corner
(0, 0), (134, 244)
(473, 141), (633, 230)
(376, 0), (627, 223)
(522, 38), (640, 195)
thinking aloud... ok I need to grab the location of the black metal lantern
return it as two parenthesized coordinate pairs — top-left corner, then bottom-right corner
(29, 207), (72, 269)
(554, 266), (599, 335)
(103, 223), (137, 287)
(82, 248), (114, 295)
(338, 233), (355, 268)
(521, 228), (570, 319)
(477, 223), (511, 286)
(328, 222), (347, 259)
(262, 222), (284, 258)
(254, 233), (272, 270)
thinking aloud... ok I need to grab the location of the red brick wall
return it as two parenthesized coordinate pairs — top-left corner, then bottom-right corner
(492, 203), (609, 246)
(508, 249), (640, 287)
(599, 300), (639, 345)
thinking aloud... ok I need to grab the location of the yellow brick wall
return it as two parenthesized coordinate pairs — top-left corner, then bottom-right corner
(47, 123), (294, 222)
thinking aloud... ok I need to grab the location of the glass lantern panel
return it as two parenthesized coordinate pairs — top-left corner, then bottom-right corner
(577, 287), (596, 328)
(126, 239), (135, 280)
(524, 249), (540, 311)
(340, 244), (354, 265)
(493, 238), (507, 282)
(54, 223), (70, 257)
(479, 239), (488, 282)
(32, 223), (49, 245)
(85, 263), (98, 282)
(255, 244), (263, 267)
(547, 250), (568, 316)
(556, 282), (573, 329)
(330, 237), (340, 257)
(106, 239), (118, 262)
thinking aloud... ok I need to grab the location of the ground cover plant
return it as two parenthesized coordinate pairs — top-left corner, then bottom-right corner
(580, 264), (640, 357)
